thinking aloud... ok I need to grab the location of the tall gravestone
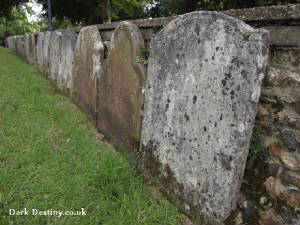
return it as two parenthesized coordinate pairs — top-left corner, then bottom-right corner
(6, 37), (11, 50)
(24, 34), (36, 65)
(57, 30), (77, 96)
(49, 31), (62, 82)
(12, 36), (17, 53)
(43, 31), (51, 77)
(97, 22), (146, 153)
(36, 32), (44, 73)
(24, 35), (29, 62)
(29, 34), (37, 67)
(16, 36), (25, 58)
(139, 12), (269, 224)
(73, 26), (104, 123)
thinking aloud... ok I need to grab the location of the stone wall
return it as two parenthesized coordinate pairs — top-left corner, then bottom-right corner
(4, 4), (300, 225)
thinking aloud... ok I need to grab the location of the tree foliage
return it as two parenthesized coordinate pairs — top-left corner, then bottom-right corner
(0, 0), (29, 18)
(0, 4), (40, 39)
(37, 0), (150, 25)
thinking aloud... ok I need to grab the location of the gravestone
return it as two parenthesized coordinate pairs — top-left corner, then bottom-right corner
(43, 31), (51, 77)
(36, 32), (44, 73)
(16, 36), (25, 58)
(57, 30), (77, 96)
(49, 31), (62, 82)
(24, 35), (29, 63)
(24, 34), (34, 65)
(29, 34), (37, 67)
(6, 37), (11, 50)
(139, 11), (269, 224)
(73, 26), (104, 123)
(97, 21), (146, 153)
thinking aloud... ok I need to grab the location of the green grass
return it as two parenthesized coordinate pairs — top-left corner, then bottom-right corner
(0, 46), (183, 225)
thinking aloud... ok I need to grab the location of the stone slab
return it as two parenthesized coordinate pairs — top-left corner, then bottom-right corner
(36, 32), (44, 73)
(49, 31), (62, 82)
(29, 34), (37, 67)
(11, 36), (17, 53)
(43, 31), (51, 77)
(16, 36), (25, 58)
(139, 11), (270, 224)
(24, 34), (31, 64)
(97, 21), (146, 153)
(57, 30), (77, 96)
(263, 26), (300, 47)
(73, 26), (104, 123)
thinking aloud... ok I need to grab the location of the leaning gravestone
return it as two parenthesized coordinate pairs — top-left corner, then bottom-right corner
(73, 26), (104, 123)
(36, 32), (44, 73)
(97, 21), (146, 153)
(57, 30), (77, 96)
(139, 11), (269, 224)
(49, 31), (62, 82)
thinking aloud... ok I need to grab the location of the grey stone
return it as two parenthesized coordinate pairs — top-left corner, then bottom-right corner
(23, 34), (36, 66)
(43, 31), (51, 76)
(280, 129), (300, 153)
(8, 36), (17, 53)
(139, 11), (269, 223)
(29, 34), (38, 67)
(49, 31), (62, 82)
(97, 21), (146, 153)
(73, 26), (104, 123)
(57, 30), (77, 96)
(36, 32), (44, 73)
(16, 36), (25, 58)
(24, 34), (30, 63)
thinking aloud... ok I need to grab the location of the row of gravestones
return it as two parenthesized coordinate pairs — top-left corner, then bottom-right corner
(6, 12), (270, 224)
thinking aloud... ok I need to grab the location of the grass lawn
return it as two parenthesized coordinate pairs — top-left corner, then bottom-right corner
(0, 46), (183, 225)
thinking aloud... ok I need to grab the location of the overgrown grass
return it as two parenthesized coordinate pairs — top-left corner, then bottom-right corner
(0, 47), (182, 225)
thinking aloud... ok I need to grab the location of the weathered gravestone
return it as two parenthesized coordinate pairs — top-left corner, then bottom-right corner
(43, 32), (51, 77)
(73, 26), (104, 123)
(12, 36), (17, 53)
(24, 34), (31, 64)
(29, 34), (38, 67)
(139, 11), (269, 224)
(36, 32), (44, 73)
(49, 31), (62, 82)
(6, 37), (11, 50)
(97, 21), (146, 153)
(57, 30), (77, 96)
(16, 36), (25, 58)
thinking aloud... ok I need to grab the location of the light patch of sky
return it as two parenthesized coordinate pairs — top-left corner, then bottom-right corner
(26, 1), (43, 22)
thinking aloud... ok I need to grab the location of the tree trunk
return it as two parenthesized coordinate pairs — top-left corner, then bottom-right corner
(101, 0), (111, 23)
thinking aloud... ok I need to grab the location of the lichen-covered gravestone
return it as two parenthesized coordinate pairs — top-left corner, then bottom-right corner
(57, 30), (77, 96)
(97, 22), (146, 153)
(139, 12), (269, 224)
(73, 26), (104, 123)
(49, 31), (62, 82)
